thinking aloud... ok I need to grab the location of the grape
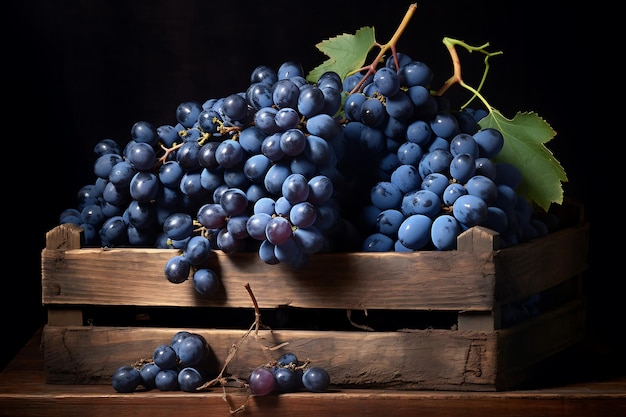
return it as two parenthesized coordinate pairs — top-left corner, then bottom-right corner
(290, 201), (317, 228)
(362, 232), (394, 252)
(273, 79), (300, 109)
(452, 194), (488, 226)
(279, 128), (307, 156)
(139, 362), (161, 389)
(277, 60), (304, 80)
(385, 90), (413, 120)
(222, 93), (249, 121)
(177, 333), (208, 367)
(94, 138), (122, 156)
(361, 97), (387, 127)
(109, 161), (137, 187)
(390, 164), (421, 194)
(184, 235), (211, 265)
(465, 175), (497, 204)
(250, 64), (278, 85)
(449, 153), (476, 184)
(273, 367), (298, 393)
(376, 208), (405, 237)
(153, 344), (178, 370)
(178, 367), (204, 392)
(429, 112), (459, 139)
(265, 216), (293, 246)
(398, 60), (433, 87)
(155, 369), (179, 391)
(193, 268), (220, 296)
(473, 127), (504, 158)
(302, 367), (330, 392)
(219, 187), (248, 216)
(297, 84), (325, 117)
(275, 107), (301, 130)
(431, 214), (461, 250)
(282, 173), (309, 204)
(373, 67), (400, 96)
(112, 365), (142, 393)
(164, 255), (191, 284)
(129, 171), (159, 202)
(400, 189), (441, 218)
(307, 175), (333, 205)
(370, 181), (403, 210)
(94, 153), (123, 179)
(163, 213), (193, 240)
(397, 214), (432, 250)
(176, 100), (202, 128)
(249, 367), (276, 396)
(126, 142), (156, 171)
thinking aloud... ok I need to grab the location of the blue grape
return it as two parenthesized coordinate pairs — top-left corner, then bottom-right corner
(298, 84), (325, 117)
(442, 183), (467, 206)
(401, 189), (441, 218)
(219, 187), (248, 216)
(293, 226), (325, 253)
(177, 333), (207, 367)
(362, 233), (394, 252)
(153, 344), (178, 370)
(370, 181), (403, 210)
(373, 66), (400, 96)
(112, 365), (141, 393)
(344, 93), (367, 121)
(109, 161), (136, 188)
(430, 214), (461, 250)
(282, 173), (309, 204)
(178, 367), (204, 392)
(290, 201), (317, 228)
(449, 153), (476, 184)
(430, 112), (459, 139)
(164, 255), (191, 284)
(273, 367), (298, 393)
(473, 128), (504, 158)
(243, 154), (272, 183)
(273, 79), (300, 109)
(254, 106), (280, 134)
(390, 164), (421, 194)
(176, 140), (202, 171)
(405, 119), (433, 147)
(94, 153), (123, 179)
(452, 194), (488, 226)
(139, 362), (161, 389)
(280, 128), (307, 156)
(398, 214), (432, 250)
(420, 173), (449, 197)
(398, 60), (433, 87)
(277, 60), (304, 80)
(396, 142), (423, 166)
(126, 142), (156, 171)
(385, 90), (413, 120)
(163, 212), (193, 240)
(361, 97), (387, 127)
(93, 138), (122, 156)
(376, 208), (405, 237)
(129, 171), (159, 202)
(176, 100), (202, 129)
(155, 369), (179, 391)
(250, 64), (278, 85)
(449, 133), (479, 158)
(465, 175), (497, 204)
(265, 216), (293, 246)
(184, 235), (211, 265)
(192, 268), (219, 296)
(302, 367), (330, 392)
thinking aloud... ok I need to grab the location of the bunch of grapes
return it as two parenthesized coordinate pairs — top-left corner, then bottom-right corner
(111, 331), (213, 393)
(58, 53), (556, 293)
(248, 352), (330, 395)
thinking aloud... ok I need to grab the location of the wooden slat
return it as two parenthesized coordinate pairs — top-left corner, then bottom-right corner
(2, 329), (625, 417)
(42, 325), (500, 390)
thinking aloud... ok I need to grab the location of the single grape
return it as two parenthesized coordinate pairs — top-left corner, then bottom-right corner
(178, 367), (205, 392)
(302, 366), (330, 392)
(155, 369), (179, 391)
(112, 365), (142, 393)
(193, 268), (220, 296)
(153, 344), (178, 370)
(249, 367), (276, 396)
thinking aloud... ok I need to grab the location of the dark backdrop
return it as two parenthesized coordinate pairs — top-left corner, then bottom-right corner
(4, 0), (610, 380)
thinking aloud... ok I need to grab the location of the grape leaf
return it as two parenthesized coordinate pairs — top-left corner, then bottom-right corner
(479, 110), (567, 212)
(306, 27), (376, 83)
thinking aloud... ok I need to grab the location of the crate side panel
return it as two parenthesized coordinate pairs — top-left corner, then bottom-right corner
(42, 326), (499, 391)
(494, 223), (589, 303)
(495, 298), (586, 390)
(42, 247), (496, 310)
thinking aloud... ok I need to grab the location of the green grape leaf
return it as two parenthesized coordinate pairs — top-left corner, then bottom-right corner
(306, 27), (376, 83)
(479, 110), (567, 212)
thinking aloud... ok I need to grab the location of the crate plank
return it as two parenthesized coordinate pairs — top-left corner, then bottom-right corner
(43, 325), (501, 390)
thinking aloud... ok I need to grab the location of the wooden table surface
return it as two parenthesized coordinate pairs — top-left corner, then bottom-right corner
(1, 327), (625, 417)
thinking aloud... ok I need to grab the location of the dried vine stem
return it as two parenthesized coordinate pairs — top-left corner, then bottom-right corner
(196, 283), (279, 414)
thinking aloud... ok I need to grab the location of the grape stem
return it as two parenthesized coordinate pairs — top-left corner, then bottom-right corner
(436, 37), (503, 113)
(347, 3), (418, 95)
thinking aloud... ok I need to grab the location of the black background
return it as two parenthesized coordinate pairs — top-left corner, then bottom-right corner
(3, 0), (613, 382)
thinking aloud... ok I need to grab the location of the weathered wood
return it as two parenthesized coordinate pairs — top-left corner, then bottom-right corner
(4, 330), (626, 417)
(39, 201), (590, 391)
(42, 325), (501, 390)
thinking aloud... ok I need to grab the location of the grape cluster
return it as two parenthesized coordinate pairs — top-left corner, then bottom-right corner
(111, 331), (213, 393)
(248, 352), (330, 395)
(58, 53), (556, 291)
(338, 53), (555, 251)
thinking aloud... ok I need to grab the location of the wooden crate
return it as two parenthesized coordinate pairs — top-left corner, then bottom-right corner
(40, 199), (589, 391)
